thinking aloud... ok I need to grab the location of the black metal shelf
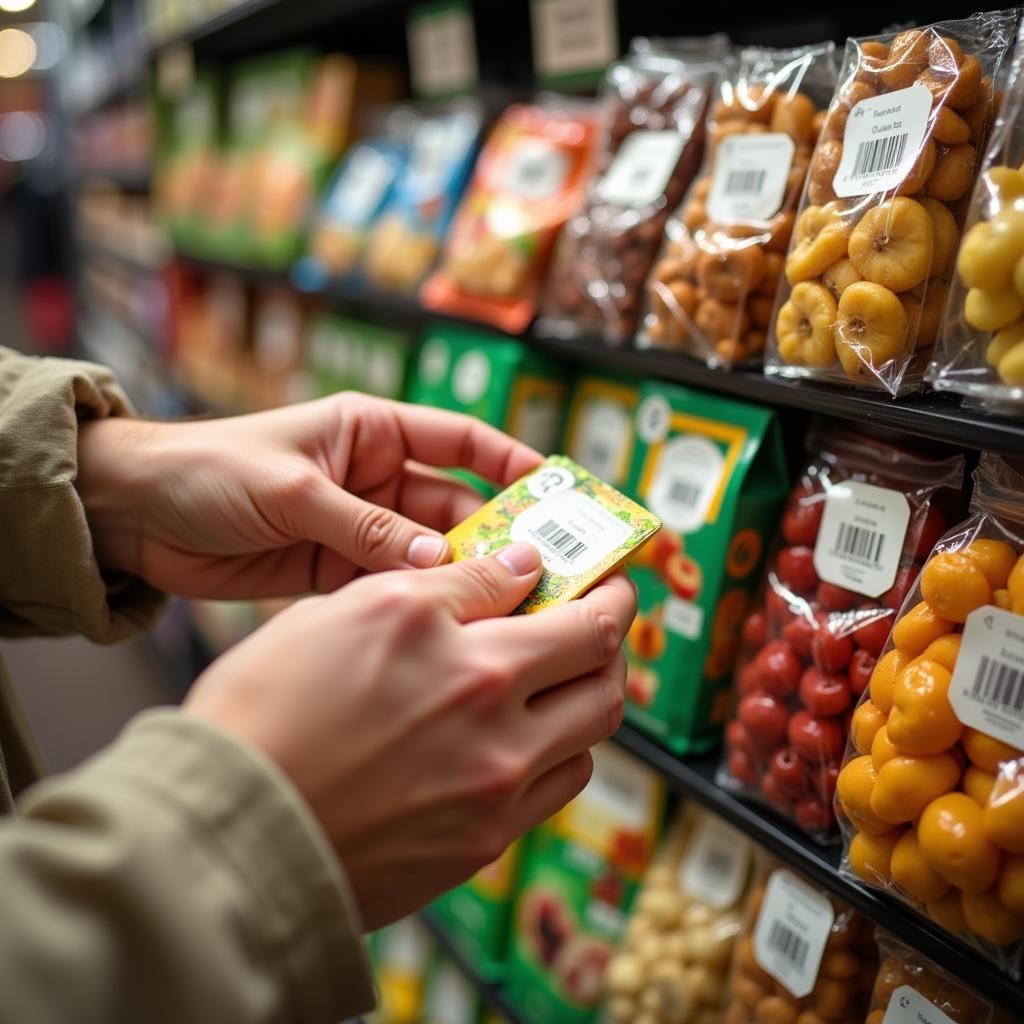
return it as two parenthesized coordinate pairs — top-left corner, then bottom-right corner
(174, 251), (1024, 458)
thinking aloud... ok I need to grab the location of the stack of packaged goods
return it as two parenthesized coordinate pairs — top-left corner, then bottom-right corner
(304, 315), (415, 401)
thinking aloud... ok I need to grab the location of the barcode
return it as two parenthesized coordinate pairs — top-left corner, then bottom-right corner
(767, 920), (809, 970)
(835, 522), (885, 567)
(725, 169), (766, 195)
(851, 133), (908, 179)
(669, 479), (702, 509)
(535, 519), (587, 563)
(701, 845), (734, 880)
(971, 655), (1024, 717)
(587, 442), (613, 470)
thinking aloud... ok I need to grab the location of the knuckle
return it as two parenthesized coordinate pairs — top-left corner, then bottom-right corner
(352, 504), (399, 561)
(280, 468), (321, 506)
(603, 672), (626, 735)
(445, 655), (516, 715)
(586, 608), (623, 663)
(475, 748), (529, 803)
(369, 576), (434, 630)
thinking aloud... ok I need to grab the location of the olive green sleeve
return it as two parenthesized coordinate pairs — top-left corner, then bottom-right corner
(0, 708), (376, 1023)
(0, 346), (164, 641)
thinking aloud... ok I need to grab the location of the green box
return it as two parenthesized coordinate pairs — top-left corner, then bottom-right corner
(504, 744), (665, 1023)
(623, 381), (787, 754)
(561, 374), (642, 490)
(306, 314), (414, 400)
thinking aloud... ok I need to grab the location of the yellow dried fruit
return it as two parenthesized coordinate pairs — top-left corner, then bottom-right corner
(775, 281), (837, 367)
(848, 197), (934, 293)
(835, 281), (908, 379)
(785, 202), (854, 284)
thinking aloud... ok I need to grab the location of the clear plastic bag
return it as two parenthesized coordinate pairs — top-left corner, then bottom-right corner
(601, 804), (755, 1024)
(837, 453), (1024, 976)
(721, 859), (877, 1024)
(539, 36), (729, 344)
(765, 12), (1019, 395)
(929, 33), (1024, 411)
(639, 43), (838, 367)
(866, 930), (1016, 1024)
(719, 426), (964, 843)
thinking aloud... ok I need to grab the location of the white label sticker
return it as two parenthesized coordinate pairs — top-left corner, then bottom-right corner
(407, 4), (478, 98)
(582, 744), (657, 833)
(707, 132), (796, 223)
(950, 605), (1024, 748)
(636, 394), (671, 445)
(882, 986), (957, 1024)
(646, 435), (724, 535)
(379, 918), (433, 973)
(678, 813), (752, 909)
(531, 0), (617, 80)
(424, 960), (476, 1023)
(451, 350), (491, 404)
(832, 84), (933, 198)
(596, 130), (686, 208)
(753, 869), (834, 998)
(510, 489), (632, 576)
(569, 399), (632, 485)
(813, 480), (909, 598)
(419, 337), (450, 385)
(329, 146), (394, 224)
(502, 138), (571, 200)
(526, 464), (576, 499)
(663, 596), (704, 639)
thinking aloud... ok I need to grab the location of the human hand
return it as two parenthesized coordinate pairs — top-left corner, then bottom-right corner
(184, 544), (636, 929)
(76, 393), (542, 598)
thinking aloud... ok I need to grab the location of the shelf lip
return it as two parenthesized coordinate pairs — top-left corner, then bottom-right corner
(612, 723), (1023, 1010)
(173, 251), (1024, 456)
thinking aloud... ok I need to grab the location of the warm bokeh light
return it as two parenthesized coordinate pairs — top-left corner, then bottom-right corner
(0, 28), (36, 78)
(0, 110), (46, 161)
(0, 0), (36, 11)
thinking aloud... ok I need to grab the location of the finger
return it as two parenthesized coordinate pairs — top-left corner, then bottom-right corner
(468, 572), (637, 695)
(506, 751), (594, 839)
(385, 401), (544, 486)
(394, 464), (487, 532)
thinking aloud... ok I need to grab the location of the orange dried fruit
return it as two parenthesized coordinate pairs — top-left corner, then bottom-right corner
(920, 550), (992, 622)
(918, 792), (1001, 894)
(892, 828), (951, 903)
(888, 659), (963, 755)
(892, 601), (954, 657)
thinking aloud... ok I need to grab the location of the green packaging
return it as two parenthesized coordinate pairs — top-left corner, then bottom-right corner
(504, 743), (665, 1023)
(306, 314), (414, 400)
(561, 374), (642, 491)
(623, 381), (788, 754)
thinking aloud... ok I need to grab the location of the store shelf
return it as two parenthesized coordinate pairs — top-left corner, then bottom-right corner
(613, 723), (1023, 1011)
(173, 252), (1024, 458)
(78, 166), (153, 193)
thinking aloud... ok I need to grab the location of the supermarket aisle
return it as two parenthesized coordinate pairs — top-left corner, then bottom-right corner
(2, 635), (178, 774)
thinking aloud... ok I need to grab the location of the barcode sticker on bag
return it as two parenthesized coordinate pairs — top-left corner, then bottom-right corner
(881, 985), (957, 1024)
(597, 129), (686, 208)
(679, 813), (752, 909)
(706, 132), (795, 223)
(813, 480), (909, 598)
(950, 605), (1024, 747)
(832, 84), (932, 198)
(753, 868), (834, 997)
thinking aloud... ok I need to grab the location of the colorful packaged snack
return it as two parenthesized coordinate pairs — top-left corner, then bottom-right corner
(623, 381), (787, 754)
(641, 42), (837, 366)
(505, 743), (666, 1023)
(765, 12), (1019, 395)
(720, 428), (963, 842)
(540, 36), (728, 343)
(368, 916), (436, 1024)
(837, 453), (1024, 975)
(561, 374), (642, 491)
(305, 314), (414, 400)
(421, 100), (599, 333)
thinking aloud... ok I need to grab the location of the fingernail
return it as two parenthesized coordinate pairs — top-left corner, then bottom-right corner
(407, 535), (448, 568)
(496, 542), (541, 577)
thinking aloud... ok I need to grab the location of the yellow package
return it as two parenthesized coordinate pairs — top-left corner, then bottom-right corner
(446, 455), (660, 614)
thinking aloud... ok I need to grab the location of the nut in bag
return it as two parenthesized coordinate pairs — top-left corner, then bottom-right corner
(641, 42), (838, 367)
(719, 426), (964, 842)
(540, 35), (729, 344)
(929, 32), (1024, 410)
(837, 453), (1024, 976)
(767, 12), (1019, 395)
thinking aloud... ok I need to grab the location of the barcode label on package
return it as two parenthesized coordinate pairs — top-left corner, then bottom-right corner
(753, 868), (834, 997)
(597, 130), (686, 208)
(950, 605), (1024, 747)
(679, 814), (752, 909)
(881, 985), (957, 1024)
(833, 84), (932, 198)
(813, 480), (909, 598)
(707, 132), (795, 223)
(645, 435), (725, 534)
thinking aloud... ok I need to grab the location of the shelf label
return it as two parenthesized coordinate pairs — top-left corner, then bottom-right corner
(881, 986), (956, 1024)
(531, 0), (618, 83)
(407, 1), (478, 98)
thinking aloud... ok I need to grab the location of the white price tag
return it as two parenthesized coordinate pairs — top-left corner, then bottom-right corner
(511, 490), (632, 576)
(407, 2), (478, 98)
(882, 986), (957, 1024)
(645, 435), (724, 535)
(663, 596), (704, 640)
(950, 605), (1024, 748)
(329, 146), (394, 224)
(531, 0), (618, 81)
(832, 84), (933, 198)
(424, 960), (476, 1023)
(502, 138), (570, 200)
(451, 350), (491, 404)
(753, 869), (834, 998)
(568, 399), (632, 485)
(707, 132), (796, 223)
(813, 480), (909, 598)
(380, 918), (433, 973)
(419, 336), (450, 385)
(679, 814), (752, 909)
(596, 130), (685, 208)
(581, 744), (658, 833)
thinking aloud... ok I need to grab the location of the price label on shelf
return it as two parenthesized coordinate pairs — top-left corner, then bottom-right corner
(531, 0), (618, 83)
(407, 1), (478, 98)
(678, 815), (752, 909)
(706, 132), (795, 223)
(881, 986), (956, 1024)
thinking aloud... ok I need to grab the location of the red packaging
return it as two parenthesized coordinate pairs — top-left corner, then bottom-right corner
(718, 427), (964, 842)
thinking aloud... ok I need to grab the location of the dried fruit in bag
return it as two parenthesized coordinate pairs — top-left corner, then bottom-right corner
(766, 12), (1019, 395)
(541, 36), (729, 344)
(641, 43), (838, 367)
(421, 101), (598, 334)
(837, 453), (1024, 976)
(719, 426), (963, 842)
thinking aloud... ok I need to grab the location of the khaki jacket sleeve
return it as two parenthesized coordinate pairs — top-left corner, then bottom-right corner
(0, 346), (164, 641)
(0, 708), (377, 1023)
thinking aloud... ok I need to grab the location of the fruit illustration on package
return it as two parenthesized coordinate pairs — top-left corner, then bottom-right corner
(625, 665), (660, 709)
(518, 887), (574, 968)
(664, 551), (703, 601)
(627, 613), (667, 662)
